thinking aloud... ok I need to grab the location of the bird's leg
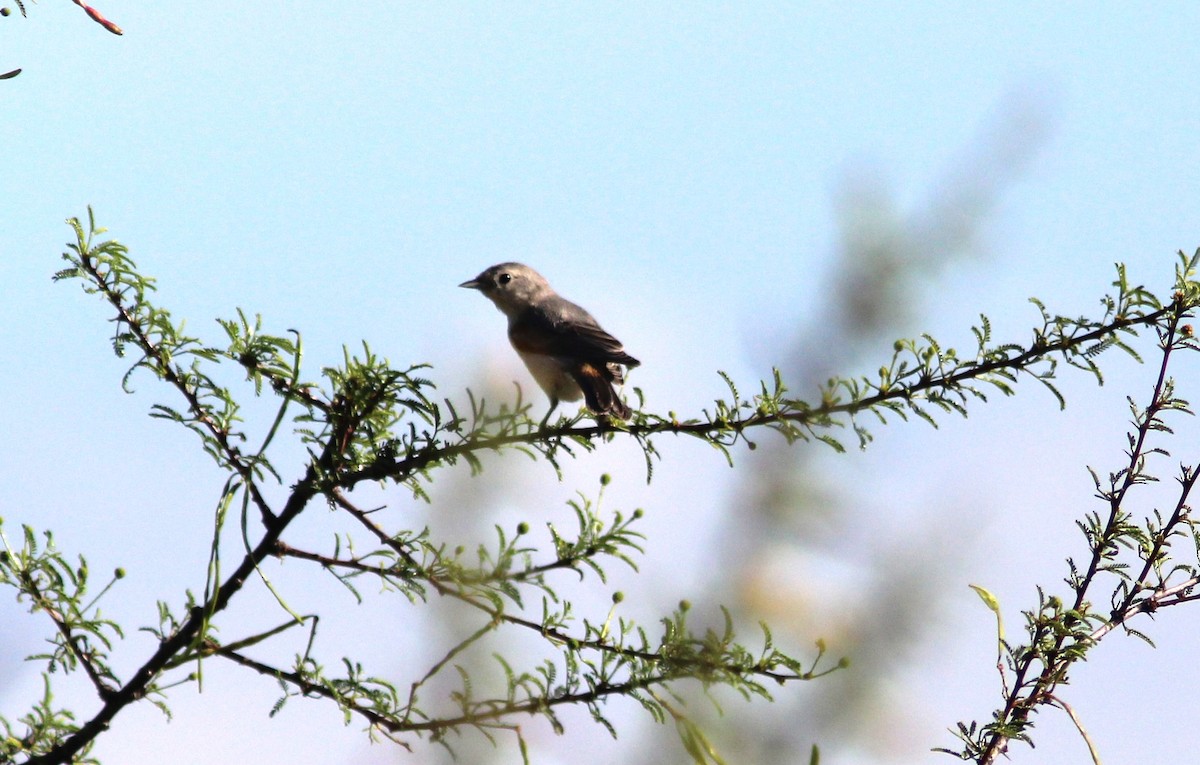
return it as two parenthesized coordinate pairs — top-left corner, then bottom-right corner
(539, 397), (560, 431)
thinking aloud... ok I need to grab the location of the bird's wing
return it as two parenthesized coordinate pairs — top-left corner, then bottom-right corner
(510, 301), (640, 367)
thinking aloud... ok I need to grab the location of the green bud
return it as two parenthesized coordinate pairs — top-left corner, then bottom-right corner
(632, 508), (644, 519)
(679, 599), (691, 612)
(612, 591), (624, 604)
(516, 522), (530, 536)
(600, 473), (612, 486)
(114, 567), (126, 579)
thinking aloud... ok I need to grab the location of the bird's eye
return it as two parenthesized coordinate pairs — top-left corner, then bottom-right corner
(498, 273), (512, 285)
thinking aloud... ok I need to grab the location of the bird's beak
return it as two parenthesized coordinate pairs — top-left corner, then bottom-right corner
(459, 278), (481, 290)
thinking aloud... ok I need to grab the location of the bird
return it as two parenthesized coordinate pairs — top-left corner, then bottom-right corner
(460, 262), (640, 424)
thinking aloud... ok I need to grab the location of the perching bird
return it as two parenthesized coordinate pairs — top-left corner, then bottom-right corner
(460, 263), (640, 423)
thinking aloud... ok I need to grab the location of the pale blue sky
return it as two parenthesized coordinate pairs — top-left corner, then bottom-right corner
(4, 4), (1200, 764)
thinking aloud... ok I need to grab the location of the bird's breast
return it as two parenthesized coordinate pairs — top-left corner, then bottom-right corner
(515, 350), (583, 402)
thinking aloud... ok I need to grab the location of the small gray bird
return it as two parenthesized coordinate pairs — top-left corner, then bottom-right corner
(460, 263), (640, 422)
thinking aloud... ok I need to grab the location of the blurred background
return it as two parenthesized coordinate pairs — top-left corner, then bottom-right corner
(3, 3), (1200, 763)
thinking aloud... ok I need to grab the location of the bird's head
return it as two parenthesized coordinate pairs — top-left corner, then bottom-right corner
(460, 262), (553, 317)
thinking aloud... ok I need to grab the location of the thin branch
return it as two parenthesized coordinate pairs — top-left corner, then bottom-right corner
(1091, 572), (1200, 642)
(75, 250), (279, 524)
(17, 570), (117, 701)
(22, 464), (322, 765)
(343, 308), (1171, 490)
(211, 640), (720, 737)
(331, 489), (810, 685)
(978, 312), (1189, 764)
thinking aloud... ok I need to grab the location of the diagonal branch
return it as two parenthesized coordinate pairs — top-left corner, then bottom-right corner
(977, 311), (1190, 764)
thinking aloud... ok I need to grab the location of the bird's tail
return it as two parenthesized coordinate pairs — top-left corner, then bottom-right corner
(573, 362), (633, 420)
